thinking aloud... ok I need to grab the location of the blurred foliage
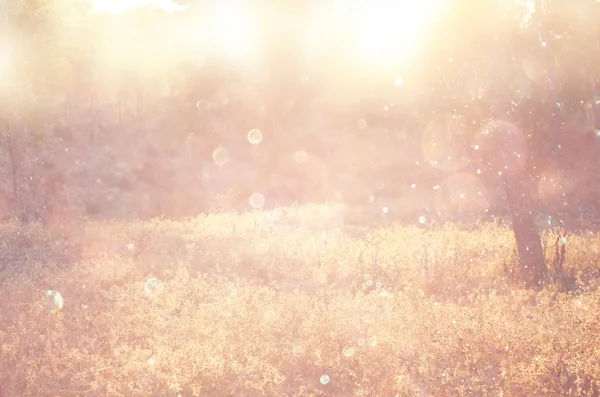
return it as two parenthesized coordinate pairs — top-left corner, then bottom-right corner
(0, 0), (598, 222)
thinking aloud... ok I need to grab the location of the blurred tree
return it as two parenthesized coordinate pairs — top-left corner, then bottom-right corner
(0, 0), (71, 220)
(392, 0), (600, 287)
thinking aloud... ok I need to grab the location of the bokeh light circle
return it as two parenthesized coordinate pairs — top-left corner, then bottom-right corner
(44, 290), (64, 311)
(144, 278), (163, 297)
(212, 147), (230, 167)
(196, 100), (210, 112)
(247, 129), (263, 144)
(210, 90), (229, 109)
(249, 192), (265, 209)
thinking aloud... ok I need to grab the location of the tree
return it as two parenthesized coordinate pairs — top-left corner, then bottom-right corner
(0, 0), (74, 221)
(401, 0), (600, 287)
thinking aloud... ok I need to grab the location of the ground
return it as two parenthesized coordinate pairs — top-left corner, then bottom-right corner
(0, 204), (599, 396)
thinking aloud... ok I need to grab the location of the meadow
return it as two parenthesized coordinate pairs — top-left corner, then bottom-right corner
(0, 203), (599, 396)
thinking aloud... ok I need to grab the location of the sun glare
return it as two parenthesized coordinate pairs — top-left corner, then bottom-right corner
(91, 0), (188, 14)
(89, 0), (446, 68)
(353, 0), (445, 67)
(209, 2), (259, 64)
(0, 42), (13, 91)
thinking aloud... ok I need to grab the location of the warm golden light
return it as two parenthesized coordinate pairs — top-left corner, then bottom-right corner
(208, 2), (260, 65)
(91, 0), (188, 14)
(0, 42), (13, 92)
(87, 0), (447, 76)
(352, 0), (445, 67)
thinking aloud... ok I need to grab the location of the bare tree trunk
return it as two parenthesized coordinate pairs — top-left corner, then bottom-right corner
(503, 171), (547, 287)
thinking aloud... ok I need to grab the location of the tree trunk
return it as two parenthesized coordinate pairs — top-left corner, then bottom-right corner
(503, 172), (547, 288)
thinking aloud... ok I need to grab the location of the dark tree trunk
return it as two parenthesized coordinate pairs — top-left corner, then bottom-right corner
(503, 171), (547, 287)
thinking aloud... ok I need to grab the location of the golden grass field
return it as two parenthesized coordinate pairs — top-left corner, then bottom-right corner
(1, 203), (599, 396)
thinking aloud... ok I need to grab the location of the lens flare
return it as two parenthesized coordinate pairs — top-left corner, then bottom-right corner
(249, 193), (265, 209)
(212, 148), (230, 167)
(44, 290), (64, 311)
(144, 278), (163, 297)
(247, 129), (264, 144)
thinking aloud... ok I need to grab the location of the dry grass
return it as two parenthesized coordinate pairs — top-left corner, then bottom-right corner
(1, 203), (599, 396)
